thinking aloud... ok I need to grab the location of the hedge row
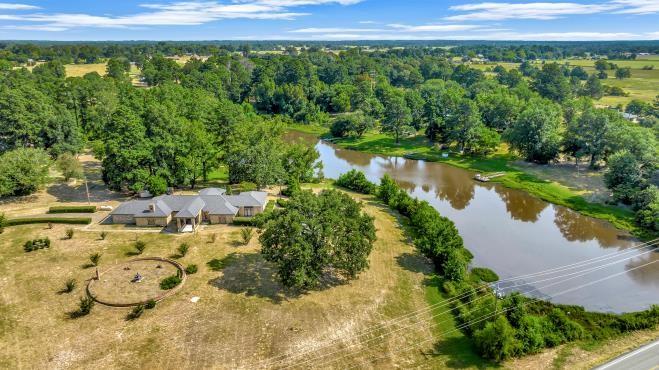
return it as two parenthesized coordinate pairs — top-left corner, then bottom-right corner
(48, 205), (97, 214)
(6, 217), (92, 226)
(334, 170), (470, 282)
(232, 217), (255, 226)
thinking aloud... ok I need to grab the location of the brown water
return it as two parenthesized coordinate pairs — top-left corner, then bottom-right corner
(286, 131), (659, 313)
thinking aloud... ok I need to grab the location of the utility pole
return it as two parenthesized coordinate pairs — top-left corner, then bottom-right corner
(84, 176), (91, 205)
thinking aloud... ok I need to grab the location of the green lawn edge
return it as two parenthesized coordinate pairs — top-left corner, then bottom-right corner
(287, 124), (650, 239)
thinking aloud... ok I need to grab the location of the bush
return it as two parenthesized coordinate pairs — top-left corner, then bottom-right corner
(48, 206), (96, 214)
(0, 213), (5, 234)
(65, 228), (75, 239)
(24, 237), (51, 252)
(5, 217), (92, 226)
(276, 198), (289, 208)
(232, 217), (255, 226)
(240, 227), (254, 245)
(71, 296), (94, 318)
(89, 252), (102, 266)
(145, 299), (156, 309)
(471, 268), (500, 283)
(135, 240), (146, 254)
(177, 243), (189, 257)
(473, 316), (519, 362)
(56, 153), (83, 181)
(160, 275), (182, 290)
(63, 278), (77, 293)
(127, 304), (145, 320)
(265, 200), (275, 213)
(335, 170), (377, 194)
(185, 264), (198, 274)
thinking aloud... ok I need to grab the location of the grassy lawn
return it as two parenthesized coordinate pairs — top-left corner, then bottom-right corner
(289, 125), (644, 237)
(465, 57), (659, 106)
(0, 172), (484, 368)
(64, 63), (107, 77)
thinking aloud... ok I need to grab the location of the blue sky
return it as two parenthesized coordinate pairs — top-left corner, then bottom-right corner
(0, 0), (657, 41)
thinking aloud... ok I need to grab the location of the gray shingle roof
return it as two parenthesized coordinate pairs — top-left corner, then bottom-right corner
(199, 187), (226, 196)
(224, 191), (268, 207)
(110, 188), (266, 218)
(175, 197), (206, 218)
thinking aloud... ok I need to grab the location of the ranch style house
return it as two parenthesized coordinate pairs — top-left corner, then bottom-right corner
(110, 188), (267, 233)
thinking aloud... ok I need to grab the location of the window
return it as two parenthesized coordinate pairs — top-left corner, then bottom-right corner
(147, 218), (155, 226)
(244, 207), (253, 217)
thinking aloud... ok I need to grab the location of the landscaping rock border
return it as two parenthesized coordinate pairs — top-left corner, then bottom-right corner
(86, 257), (186, 307)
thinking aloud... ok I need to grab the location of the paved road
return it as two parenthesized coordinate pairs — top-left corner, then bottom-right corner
(594, 339), (659, 370)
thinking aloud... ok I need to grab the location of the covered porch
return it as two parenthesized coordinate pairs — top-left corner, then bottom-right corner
(175, 214), (201, 233)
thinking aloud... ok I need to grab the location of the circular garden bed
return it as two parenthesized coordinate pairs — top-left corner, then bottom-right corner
(87, 257), (185, 307)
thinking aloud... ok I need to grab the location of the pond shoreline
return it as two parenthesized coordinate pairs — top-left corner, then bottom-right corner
(287, 124), (652, 240)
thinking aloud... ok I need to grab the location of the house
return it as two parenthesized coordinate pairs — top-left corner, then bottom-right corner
(110, 188), (267, 233)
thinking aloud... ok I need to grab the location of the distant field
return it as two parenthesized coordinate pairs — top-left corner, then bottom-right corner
(469, 56), (659, 106)
(64, 63), (107, 77)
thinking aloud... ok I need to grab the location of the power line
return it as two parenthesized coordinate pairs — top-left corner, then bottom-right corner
(346, 259), (658, 370)
(256, 239), (658, 368)
(275, 245), (658, 369)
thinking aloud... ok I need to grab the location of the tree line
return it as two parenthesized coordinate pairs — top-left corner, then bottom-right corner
(0, 46), (656, 233)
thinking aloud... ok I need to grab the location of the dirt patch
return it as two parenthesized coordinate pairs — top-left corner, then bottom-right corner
(512, 160), (612, 203)
(88, 258), (183, 306)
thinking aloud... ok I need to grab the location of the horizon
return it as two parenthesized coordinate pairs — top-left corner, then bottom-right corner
(0, 0), (657, 41)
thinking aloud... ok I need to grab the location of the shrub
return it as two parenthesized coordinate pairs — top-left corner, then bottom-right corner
(177, 243), (189, 257)
(145, 299), (156, 309)
(100, 231), (108, 240)
(185, 264), (198, 274)
(0, 213), (6, 234)
(335, 170), (377, 194)
(265, 200), (275, 213)
(473, 316), (519, 362)
(471, 268), (500, 283)
(65, 228), (75, 239)
(48, 206), (96, 214)
(63, 278), (77, 293)
(160, 275), (182, 290)
(240, 227), (254, 245)
(276, 198), (289, 208)
(56, 153), (84, 182)
(378, 174), (399, 204)
(89, 252), (102, 266)
(232, 217), (255, 226)
(207, 258), (224, 271)
(127, 304), (145, 320)
(24, 237), (51, 252)
(135, 240), (146, 254)
(71, 296), (94, 318)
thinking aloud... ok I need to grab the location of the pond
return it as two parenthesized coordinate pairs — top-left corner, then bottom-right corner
(286, 131), (659, 313)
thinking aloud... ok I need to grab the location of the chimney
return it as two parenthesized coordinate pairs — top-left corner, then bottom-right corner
(149, 203), (155, 212)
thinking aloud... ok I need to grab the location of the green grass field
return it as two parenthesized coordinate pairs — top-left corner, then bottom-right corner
(468, 56), (659, 107)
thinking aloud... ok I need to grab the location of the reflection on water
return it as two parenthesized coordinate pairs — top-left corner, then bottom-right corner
(286, 131), (659, 313)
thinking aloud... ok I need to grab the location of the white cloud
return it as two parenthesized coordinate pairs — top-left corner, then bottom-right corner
(290, 27), (385, 33)
(0, 0), (360, 31)
(0, 3), (38, 10)
(287, 31), (644, 41)
(358, 20), (377, 24)
(388, 23), (483, 32)
(611, 0), (659, 14)
(445, 2), (616, 21)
